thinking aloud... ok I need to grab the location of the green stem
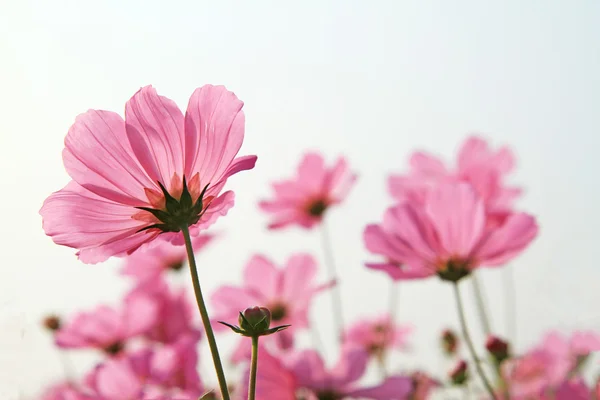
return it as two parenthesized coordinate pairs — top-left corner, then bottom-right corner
(453, 282), (498, 400)
(320, 220), (344, 341)
(248, 336), (259, 400)
(181, 225), (230, 400)
(471, 272), (492, 336)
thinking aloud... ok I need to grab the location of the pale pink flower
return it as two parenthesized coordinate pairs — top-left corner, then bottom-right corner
(39, 383), (97, 400)
(55, 294), (157, 355)
(126, 276), (200, 344)
(389, 136), (521, 225)
(211, 254), (332, 362)
(259, 152), (356, 229)
(343, 314), (412, 360)
(122, 234), (214, 281)
(363, 182), (537, 282)
(289, 347), (413, 399)
(40, 85), (256, 263)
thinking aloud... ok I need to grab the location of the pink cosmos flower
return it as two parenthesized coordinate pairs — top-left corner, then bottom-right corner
(40, 85), (256, 263)
(289, 347), (413, 399)
(259, 152), (356, 229)
(343, 314), (412, 360)
(363, 182), (537, 282)
(55, 294), (157, 355)
(388, 136), (521, 225)
(39, 383), (97, 400)
(85, 340), (203, 400)
(212, 254), (332, 362)
(126, 276), (200, 344)
(122, 234), (214, 281)
(249, 346), (412, 400)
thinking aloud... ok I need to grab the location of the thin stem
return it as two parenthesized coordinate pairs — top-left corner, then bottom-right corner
(181, 225), (230, 400)
(248, 336), (259, 400)
(320, 219), (344, 341)
(471, 272), (492, 337)
(503, 265), (516, 345)
(453, 282), (498, 400)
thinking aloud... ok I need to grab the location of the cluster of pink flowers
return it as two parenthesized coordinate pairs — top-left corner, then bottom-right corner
(37, 84), (599, 399)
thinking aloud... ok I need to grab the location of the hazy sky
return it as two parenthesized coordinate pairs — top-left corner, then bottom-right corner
(1, 0), (599, 398)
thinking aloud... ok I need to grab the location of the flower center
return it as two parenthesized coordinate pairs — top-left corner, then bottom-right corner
(134, 174), (212, 233)
(169, 261), (184, 271)
(436, 258), (471, 283)
(269, 303), (287, 321)
(306, 199), (328, 217)
(103, 341), (125, 356)
(317, 390), (341, 400)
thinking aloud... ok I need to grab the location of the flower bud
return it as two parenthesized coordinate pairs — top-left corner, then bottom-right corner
(486, 335), (510, 364)
(42, 315), (61, 332)
(219, 306), (290, 338)
(441, 329), (458, 356)
(239, 306), (271, 332)
(449, 360), (468, 385)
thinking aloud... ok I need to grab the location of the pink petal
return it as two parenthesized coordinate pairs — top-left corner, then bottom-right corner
(281, 254), (317, 301)
(124, 86), (185, 186)
(409, 152), (447, 178)
(387, 175), (428, 204)
(243, 255), (280, 299)
(291, 350), (328, 389)
(220, 155), (258, 184)
(95, 359), (143, 400)
(325, 157), (357, 201)
(40, 182), (157, 264)
(346, 375), (413, 399)
(425, 183), (485, 258)
(184, 84), (246, 185)
(249, 346), (298, 400)
(475, 212), (538, 266)
(331, 347), (369, 386)
(365, 262), (434, 281)
(211, 286), (260, 330)
(555, 379), (590, 400)
(123, 293), (158, 337)
(193, 190), (235, 231)
(296, 152), (327, 194)
(63, 110), (155, 205)
(363, 224), (407, 265)
(457, 136), (491, 171)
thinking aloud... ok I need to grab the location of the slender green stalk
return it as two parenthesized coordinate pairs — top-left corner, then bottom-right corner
(320, 220), (344, 341)
(181, 225), (230, 400)
(453, 282), (498, 400)
(248, 336), (259, 400)
(471, 272), (492, 336)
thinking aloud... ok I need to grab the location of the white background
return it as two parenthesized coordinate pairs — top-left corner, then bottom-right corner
(1, 1), (599, 398)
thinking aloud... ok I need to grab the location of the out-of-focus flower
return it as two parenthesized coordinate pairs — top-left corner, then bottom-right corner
(40, 85), (256, 263)
(449, 360), (468, 385)
(39, 382), (97, 400)
(441, 329), (459, 356)
(55, 294), (157, 355)
(408, 371), (441, 400)
(121, 234), (214, 281)
(259, 152), (356, 229)
(343, 314), (411, 360)
(364, 182), (537, 282)
(126, 276), (200, 344)
(211, 254), (332, 362)
(388, 136), (521, 226)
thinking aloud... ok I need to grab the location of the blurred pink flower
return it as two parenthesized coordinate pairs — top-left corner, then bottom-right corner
(289, 347), (413, 399)
(211, 254), (332, 362)
(40, 85), (256, 263)
(39, 383), (97, 400)
(126, 277), (200, 344)
(241, 345), (298, 400)
(259, 152), (356, 229)
(408, 371), (441, 400)
(389, 136), (521, 226)
(55, 294), (157, 355)
(85, 340), (203, 400)
(363, 182), (537, 281)
(343, 314), (412, 360)
(551, 379), (591, 400)
(121, 234), (214, 281)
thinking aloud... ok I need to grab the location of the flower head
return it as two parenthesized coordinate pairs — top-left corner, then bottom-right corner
(364, 182), (538, 282)
(40, 85), (256, 263)
(55, 294), (157, 355)
(219, 306), (290, 338)
(259, 152), (356, 229)
(449, 360), (468, 385)
(211, 254), (332, 362)
(486, 335), (511, 364)
(441, 328), (459, 356)
(343, 314), (411, 360)
(121, 234), (214, 281)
